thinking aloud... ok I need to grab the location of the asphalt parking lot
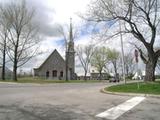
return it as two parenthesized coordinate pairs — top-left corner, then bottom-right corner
(0, 82), (159, 120)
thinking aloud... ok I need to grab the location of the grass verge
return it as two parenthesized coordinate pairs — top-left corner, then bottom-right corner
(0, 77), (103, 84)
(105, 81), (160, 95)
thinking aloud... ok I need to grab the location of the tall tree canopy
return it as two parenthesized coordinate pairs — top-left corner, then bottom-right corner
(106, 48), (120, 79)
(124, 53), (135, 76)
(87, 0), (160, 81)
(0, 1), (40, 81)
(91, 47), (108, 80)
(76, 44), (94, 80)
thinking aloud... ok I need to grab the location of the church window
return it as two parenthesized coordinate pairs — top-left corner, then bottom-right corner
(60, 71), (63, 77)
(46, 71), (49, 78)
(52, 70), (57, 77)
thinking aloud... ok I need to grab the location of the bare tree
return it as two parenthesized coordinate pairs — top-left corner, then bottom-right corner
(106, 48), (120, 80)
(124, 53), (135, 77)
(0, 24), (8, 80)
(1, 1), (40, 81)
(0, 5), (11, 80)
(57, 24), (69, 81)
(57, 19), (78, 81)
(86, 0), (160, 81)
(76, 44), (94, 81)
(91, 47), (108, 80)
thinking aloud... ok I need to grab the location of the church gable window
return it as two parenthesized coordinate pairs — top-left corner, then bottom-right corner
(52, 70), (57, 77)
(46, 71), (49, 78)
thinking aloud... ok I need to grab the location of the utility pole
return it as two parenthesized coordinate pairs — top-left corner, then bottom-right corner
(119, 21), (126, 84)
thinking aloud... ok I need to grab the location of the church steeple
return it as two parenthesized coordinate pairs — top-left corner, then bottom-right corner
(68, 18), (74, 52)
(66, 18), (75, 80)
(69, 18), (73, 42)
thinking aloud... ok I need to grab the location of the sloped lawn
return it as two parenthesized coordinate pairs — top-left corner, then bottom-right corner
(106, 82), (160, 95)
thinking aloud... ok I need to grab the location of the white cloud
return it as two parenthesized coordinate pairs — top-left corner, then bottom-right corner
(46, 0), (91, 24)
(12, 0), (91, 74)
(4, 0), (148, 76)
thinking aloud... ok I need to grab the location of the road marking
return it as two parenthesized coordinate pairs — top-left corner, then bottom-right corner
(96, 96), (145, 120)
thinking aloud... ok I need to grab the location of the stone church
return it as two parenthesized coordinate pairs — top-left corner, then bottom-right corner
(34, 19), (75, 80)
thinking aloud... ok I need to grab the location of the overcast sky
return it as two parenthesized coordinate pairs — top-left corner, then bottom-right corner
(0, 0), (149, 75)
(0, 0), (93, 74)
(29, 0), (93, 75)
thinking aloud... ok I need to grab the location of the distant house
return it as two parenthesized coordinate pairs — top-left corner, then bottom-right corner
(34, 19), (76, 80)
(90, 72), (110, 80)
(90, 69), (110, 80)
(0, 66), (12, 79)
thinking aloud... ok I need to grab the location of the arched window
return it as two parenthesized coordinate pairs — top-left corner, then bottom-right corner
(60, 71), (63, 77)
(52, 70), (57, 77)
(69, 68), (73, 80)
(46, 71), (49, 78)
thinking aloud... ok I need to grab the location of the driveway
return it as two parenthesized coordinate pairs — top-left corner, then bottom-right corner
(0, 82), (159, 120)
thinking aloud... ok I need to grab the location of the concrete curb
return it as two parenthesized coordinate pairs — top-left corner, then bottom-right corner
(101, 88), (160, 98)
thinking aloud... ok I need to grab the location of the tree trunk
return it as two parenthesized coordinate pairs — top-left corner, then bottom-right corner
(113, 61), (118, 80)
(99, 71), (102, 81)
(126, 66), (129, 77)
(13, 64), (17, 81)
(84, 71), (87, 81)
(13, 46), (18, 81)
(2, 46), (6, 80)
(144, 59), (157, 82)
(2, 34), (7, 80)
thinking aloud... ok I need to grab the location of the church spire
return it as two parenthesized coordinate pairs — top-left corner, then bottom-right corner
(65, 18), (75, 80)
(69, 18), (73, 42)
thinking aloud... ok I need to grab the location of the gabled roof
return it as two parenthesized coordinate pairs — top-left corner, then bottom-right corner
(35, 49), (65, 70)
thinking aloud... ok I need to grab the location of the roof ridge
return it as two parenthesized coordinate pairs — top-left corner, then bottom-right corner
(35, 49), (65, 69)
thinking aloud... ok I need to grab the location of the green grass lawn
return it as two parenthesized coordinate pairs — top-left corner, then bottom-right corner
(106, 82), (160, 95)
(0, 77), (103, 84)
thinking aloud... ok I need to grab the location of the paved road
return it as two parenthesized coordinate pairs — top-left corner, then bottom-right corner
(0, 82), (159, 120)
